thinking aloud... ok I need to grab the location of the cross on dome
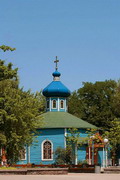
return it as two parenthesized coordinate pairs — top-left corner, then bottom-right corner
(54, 56), (59, 71)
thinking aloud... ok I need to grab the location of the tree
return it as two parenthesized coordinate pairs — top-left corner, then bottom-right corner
(68, 80), (120, 164)
(103, 119), (120, 165)
(0, 45), (44, 164)
(68, 80), (117, 129)
(0, 45), (16, 52)
(66, 128), (94, 165)
(103, 81), (120, 165)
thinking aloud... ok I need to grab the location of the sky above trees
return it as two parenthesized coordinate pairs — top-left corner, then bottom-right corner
(0, 0), (120, 92)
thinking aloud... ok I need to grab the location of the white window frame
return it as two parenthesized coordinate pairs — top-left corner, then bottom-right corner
(52, 99), (57, 109)
(60, 100), (64, 109)
(19, 147), (27, 161)
(41, 140), (53, 161)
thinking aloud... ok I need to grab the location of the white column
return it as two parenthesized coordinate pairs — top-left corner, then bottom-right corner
(75, 144), (77, 165)
(64, 128), (67, 149)
(58, 97), (60, 111)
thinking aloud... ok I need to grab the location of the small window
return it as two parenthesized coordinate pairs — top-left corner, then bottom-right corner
(60, 100), (64, 109)
(43, 141), (52, 160)
(19, 148), (26, 160)
(52, 100), (57, 109)
(47, 100), (49, 109)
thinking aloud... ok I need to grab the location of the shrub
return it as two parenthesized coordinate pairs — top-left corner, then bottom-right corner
(54, 146), (72, 165)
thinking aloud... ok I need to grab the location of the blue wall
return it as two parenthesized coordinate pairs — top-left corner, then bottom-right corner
(17, 128), (104, 166)
(77, 146), (86, 162)
(30, 128), (65, 165)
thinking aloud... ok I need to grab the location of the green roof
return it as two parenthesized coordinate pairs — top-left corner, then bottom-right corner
(78, 137), (89, 144)
(39, 112), (97, 129)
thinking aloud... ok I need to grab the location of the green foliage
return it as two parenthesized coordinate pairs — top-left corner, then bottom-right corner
(66, 128), (97, 147)
(54, 146), (72, 165)
(66, 128), (80, 145)
(103, 119), (120, 162)
(68, 80), (117, 129)
(77, 160), (88, 165)
(68, 80), (120, 163)
(105, 119), (120, 147)
(0, 46), (44, 164)
(0, 45), (16, 52)
(0, 60), (18, 81)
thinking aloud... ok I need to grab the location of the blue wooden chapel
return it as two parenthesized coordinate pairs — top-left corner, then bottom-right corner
(18, 57), (106, 166)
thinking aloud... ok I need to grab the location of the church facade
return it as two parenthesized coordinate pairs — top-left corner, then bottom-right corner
(17, 58), (108, 166)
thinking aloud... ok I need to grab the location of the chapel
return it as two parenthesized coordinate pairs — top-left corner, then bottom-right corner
(17, 57), (107, 166)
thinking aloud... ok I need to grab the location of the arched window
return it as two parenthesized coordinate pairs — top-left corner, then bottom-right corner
(42, 140), (52, 160)
(52, 100), (57, 109)
(60, 100), (64, 109)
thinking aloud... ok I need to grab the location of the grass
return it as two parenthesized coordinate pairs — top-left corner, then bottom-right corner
(0, 167), (16, 170)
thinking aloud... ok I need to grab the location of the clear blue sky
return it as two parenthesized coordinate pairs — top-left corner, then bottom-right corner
(0, 0), (120, 92)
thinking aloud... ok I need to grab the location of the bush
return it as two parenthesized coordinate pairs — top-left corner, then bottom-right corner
(54, 146), (72, 165)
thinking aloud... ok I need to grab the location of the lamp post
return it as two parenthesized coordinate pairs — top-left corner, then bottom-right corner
(103, 138), (108, 167)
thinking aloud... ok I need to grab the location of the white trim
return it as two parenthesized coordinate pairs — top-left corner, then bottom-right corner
(60, 99), (64, 109)
(58, 97), (60, 111)
(75, 144), (77, 165)
(52, 99), (57, 109)
(41, 139), (53, 161)
(20, 147), (27, 161)
(64, 128), (67, 149)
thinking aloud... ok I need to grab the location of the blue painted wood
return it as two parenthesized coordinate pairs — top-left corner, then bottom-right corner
(30, 128), (65, 165)
(46, 97), (67, 112)
(17, 128), (104, 166)
(98, 148), (103, 165)
(77, 146), (86, 162)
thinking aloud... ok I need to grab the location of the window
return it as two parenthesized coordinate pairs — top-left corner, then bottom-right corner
(19, 148), (26, 160)
(42, 140), (52, 160)
(60, 100), (64, 109)
(52, 100), (57, 109)
(47, 100), (49, 109)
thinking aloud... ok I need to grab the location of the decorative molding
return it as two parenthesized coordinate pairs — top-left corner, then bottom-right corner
(41, 139), (53, 161)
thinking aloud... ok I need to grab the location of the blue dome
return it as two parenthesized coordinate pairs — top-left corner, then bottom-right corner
(43, 81), (71, 97)
(52, 70), (61, 77)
